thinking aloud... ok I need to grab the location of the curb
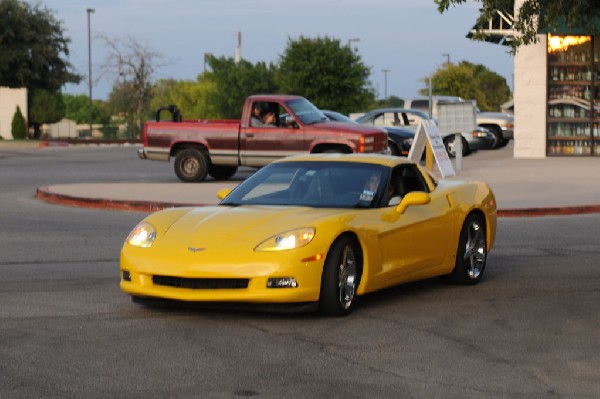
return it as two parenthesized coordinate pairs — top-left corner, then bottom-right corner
(35, 186), (200, 213)
(35, 186), (600, 217)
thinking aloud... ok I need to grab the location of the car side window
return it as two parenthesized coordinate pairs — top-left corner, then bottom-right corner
(387, 164), (430, 206)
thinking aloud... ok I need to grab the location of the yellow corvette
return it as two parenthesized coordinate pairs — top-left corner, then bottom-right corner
(120, 153), (496, 316)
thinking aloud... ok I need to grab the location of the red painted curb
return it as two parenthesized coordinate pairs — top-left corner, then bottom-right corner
(35, 186), (600, 217)
(35, 186), (200, 213)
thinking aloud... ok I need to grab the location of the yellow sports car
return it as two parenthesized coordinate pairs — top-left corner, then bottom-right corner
(120, 153), (496, 316)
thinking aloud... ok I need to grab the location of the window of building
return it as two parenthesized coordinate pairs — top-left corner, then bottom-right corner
(547, 34), (599, 156)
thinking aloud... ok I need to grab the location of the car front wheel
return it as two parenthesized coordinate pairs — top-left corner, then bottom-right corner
(319, 237), (360, 316)
(443, 213), (487, 285)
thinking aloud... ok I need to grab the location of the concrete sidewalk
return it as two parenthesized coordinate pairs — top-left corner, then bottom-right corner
(35, 143), (600, 217)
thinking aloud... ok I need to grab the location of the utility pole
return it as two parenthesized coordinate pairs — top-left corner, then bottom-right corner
(87, 8), (95, 137)
(442, 53), (450, 66)
(381, 69), (390, 101)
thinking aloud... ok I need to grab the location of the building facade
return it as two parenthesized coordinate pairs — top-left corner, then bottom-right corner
(513, 0), (600, 158)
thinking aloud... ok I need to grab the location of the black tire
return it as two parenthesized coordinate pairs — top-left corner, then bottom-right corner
(487, 126), (503, 149)
(174, 149), (209, 182)
(443, 135), (468, 158)
(208, 165), (238, 180)
(319, 237), (361, 316)
(388, 141), (400, 156)
(443, 213), (487, 285)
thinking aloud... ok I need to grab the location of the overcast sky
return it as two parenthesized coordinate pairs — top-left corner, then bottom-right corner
(42, 0), (514, 105)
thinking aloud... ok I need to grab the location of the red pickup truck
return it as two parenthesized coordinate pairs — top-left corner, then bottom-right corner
(138, 95), (388, 182)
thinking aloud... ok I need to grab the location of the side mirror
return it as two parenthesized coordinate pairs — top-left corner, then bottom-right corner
(217, 188), (233, 201)
(395, 191), (430, 214)
(285, 116), (299, 129)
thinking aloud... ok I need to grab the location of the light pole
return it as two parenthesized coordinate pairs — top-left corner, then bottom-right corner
(442, 52), (450, 66)
(381, 69), (390, 101)
(347, 37), (360, 48)
(87, 8), (95, 138)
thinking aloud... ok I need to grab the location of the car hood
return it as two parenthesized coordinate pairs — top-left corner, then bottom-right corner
(153, 205), (352, 247)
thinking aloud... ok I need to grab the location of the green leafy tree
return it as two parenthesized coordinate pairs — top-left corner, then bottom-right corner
(11, 106), (27, 139)
(150, 77), (219, 120)
(435, 0), (600, 51)
(29, 89), (66, 138)
(0, 1), (80, 91)
(63, 94), (111, 125)
(276, 36), (375, 114)
(371, 95), (404, 109)
(205, 55), (278, 118)
(419, 61), (510, 111)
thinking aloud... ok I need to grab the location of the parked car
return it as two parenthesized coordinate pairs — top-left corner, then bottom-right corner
(322, 110), (414, 156)
(120, 153), (497, 316)
(404, 96), (514, 149)
(353, 108), (495, 157)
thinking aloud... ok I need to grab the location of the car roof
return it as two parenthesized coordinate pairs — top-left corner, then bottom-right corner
(357, 108), (432, 118)
(273, 153), (414, 168)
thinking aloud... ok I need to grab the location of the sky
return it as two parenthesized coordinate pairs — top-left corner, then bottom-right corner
(42, 0), (514, 103)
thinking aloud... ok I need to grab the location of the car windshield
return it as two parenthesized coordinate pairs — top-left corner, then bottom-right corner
(286, 98), (328, 125)
(221, 161), (390, 208)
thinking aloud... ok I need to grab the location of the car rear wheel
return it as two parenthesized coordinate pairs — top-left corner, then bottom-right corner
(443, 213), (487, 285)
(174, 149), (209, 182)
(208, 165), (238, 180)
(486, 126), (503, 149)
(319, 237), (360, 316)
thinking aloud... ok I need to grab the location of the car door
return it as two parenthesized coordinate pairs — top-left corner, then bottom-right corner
(240, 101), (306, 166)
(376, 165), (456, 282)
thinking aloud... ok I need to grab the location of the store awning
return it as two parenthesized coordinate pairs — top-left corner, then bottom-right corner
(466, 9), (515, 46)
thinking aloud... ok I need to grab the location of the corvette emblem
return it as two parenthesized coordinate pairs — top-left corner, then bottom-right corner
(188, 247), (206, 253)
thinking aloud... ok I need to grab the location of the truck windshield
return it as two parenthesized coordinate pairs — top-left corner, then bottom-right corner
(286, 98), (328, 125)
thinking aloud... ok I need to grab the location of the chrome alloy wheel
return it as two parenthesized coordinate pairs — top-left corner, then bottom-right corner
(338, 245), (357, 310)
(463, 219), (486, 279)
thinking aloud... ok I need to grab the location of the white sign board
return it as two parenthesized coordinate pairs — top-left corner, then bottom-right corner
(408, 120), (455, 177)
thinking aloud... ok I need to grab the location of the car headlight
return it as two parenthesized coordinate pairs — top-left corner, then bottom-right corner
(254, 227), (315, 252)
(126, 221), (157, 248)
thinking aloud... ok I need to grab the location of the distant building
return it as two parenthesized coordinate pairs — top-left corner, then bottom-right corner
(472, 1), (600, 157)
(0, 87), (28, 140)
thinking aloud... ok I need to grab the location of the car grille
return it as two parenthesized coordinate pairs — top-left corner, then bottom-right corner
(152, 275), (249, 289)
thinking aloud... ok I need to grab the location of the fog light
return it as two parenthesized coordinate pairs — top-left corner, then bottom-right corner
(267, 277), (298, 288)
(122, 270), (131, 282)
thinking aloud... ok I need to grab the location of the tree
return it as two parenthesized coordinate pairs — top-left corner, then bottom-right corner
(11, 106), (27, 139)
(29, 89), (66, 138)
(100, 35), (165, 138)
(150, 77), (219, 120)
(204, 55), (278, 118)
(63, 94), (111, 125)
(276, 36), (375, 114)
(0, 0), (80, 90)
(419, 61), (510, 111)
(435, 0), (600, 51)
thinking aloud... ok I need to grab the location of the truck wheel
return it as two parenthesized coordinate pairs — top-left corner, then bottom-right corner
(174, 149), (209, 182)
(208, 165), (238, 180)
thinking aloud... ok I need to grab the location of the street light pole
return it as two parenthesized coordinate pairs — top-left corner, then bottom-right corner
(347, 38), (360, 48)
(381, 69), (390, 100)
(442, 52), (450, 66)
(87, 8), (95, 138)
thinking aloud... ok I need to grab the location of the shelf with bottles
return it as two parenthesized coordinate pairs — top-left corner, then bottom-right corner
(547, 139), (595, 156)
(548, 101), (592, 119)
(547, 122), (593, 137)
(548, 85), (594, 101)
(548, 65), (593, 82)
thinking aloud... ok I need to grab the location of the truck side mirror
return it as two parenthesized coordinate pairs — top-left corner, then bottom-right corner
(285, 116), (299, 129)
